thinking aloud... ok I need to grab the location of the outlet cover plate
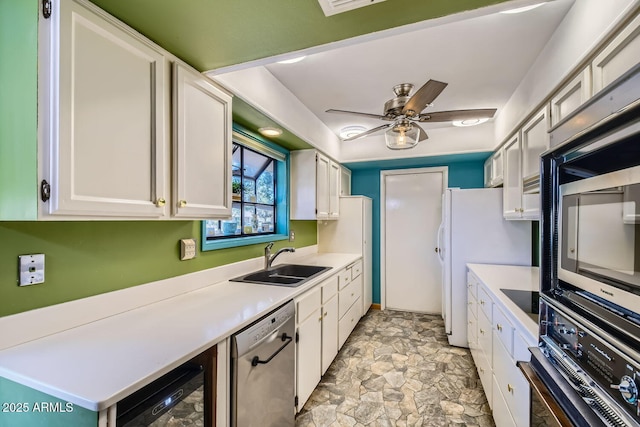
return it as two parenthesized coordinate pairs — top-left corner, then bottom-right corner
(19, 254), (45, 286)
(180, 239), (197, 260)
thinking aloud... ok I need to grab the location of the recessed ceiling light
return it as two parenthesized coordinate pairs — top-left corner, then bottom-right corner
(500, 2), (546, 14)
(339, 125), (367, 139)
(277, 56), (306, 64)
(258, 126), (283, 137)
(452, 118), (489, 127)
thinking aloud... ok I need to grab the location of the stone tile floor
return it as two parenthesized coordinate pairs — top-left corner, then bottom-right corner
(296, 309), (495, 427)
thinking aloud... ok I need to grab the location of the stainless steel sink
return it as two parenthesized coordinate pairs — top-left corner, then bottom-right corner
(230, 264), (332, 287)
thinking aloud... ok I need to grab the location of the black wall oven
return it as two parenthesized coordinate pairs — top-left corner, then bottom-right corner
(536, 63), (640, 427)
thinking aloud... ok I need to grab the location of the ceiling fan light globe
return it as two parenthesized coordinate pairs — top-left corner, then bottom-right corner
(385, 125), (420, 150)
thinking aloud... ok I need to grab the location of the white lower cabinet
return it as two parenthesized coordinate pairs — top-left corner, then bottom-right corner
(296, 287), (322, 410)
(321, 276), (339, 375)
(467, 270), (532, 427)
(295, 261), (363, 412)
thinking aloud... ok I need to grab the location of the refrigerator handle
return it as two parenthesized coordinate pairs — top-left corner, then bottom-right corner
(436, 222), (445, 264)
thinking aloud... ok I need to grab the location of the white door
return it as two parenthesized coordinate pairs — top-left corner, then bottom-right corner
(382, 167), (447, 313)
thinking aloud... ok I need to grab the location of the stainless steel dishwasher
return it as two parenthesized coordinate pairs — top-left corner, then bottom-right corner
(231, 300), (296, 427)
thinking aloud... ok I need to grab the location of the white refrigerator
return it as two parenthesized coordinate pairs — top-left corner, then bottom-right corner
(438, 188), (531, 347)
(318, 196), (373, 315)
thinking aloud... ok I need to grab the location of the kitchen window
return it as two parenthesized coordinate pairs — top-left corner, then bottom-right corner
(202, 127), (289, 250)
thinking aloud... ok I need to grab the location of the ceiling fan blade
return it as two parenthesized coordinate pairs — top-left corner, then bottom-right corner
(417, 108), (497, 122)
(412, 123), (429, 142)
(402, 80), (448, 116)
(326, 109), (391, 121)
(342, 123), (393, 141)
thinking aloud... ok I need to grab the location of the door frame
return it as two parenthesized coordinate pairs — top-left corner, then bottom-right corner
(380, 167), (448, 310)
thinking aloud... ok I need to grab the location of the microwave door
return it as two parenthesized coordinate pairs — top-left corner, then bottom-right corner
(560, 194), (580, 274)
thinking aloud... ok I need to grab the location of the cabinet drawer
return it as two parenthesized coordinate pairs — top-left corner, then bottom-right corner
(478, 308), (492, 358)
(297, 286), (321, 323)
(339, 275), (361, 319)
(468, 290), (477, 321)
(475, 351), (493, 409)
(493, 305), (514, 356)
(351, 260), (363, 280)
(339, 268), (352, 290)
(338, 296), (361, 348)
(492, 375), (516, 427)
(322, 275), (339, 303)
(467, 271), (478, 300)
(513, 331), (532, 363)
(493, 332), (530, 427)
(478, 285), (492, 322)
(467, 305), (478, 350)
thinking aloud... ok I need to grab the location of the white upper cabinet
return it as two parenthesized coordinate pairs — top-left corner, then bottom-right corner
(38, 0), (232, 220)
(40, 0), (169, 218)
(290, 149), (341, 220)
(340, 166), (351, 196)
(329, 160), (340, 218)
(520, 106), (549, 185)
(484, 148), (504, 188)
(592, 13), (640, 94)
(503, 134), (522, 219)
(550, 67), (592, 127)
(172, 63), (232, 218)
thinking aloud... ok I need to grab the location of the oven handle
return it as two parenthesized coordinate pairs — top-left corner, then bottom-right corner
(251, 333), (292, 367)
(517, 361), (573, 427)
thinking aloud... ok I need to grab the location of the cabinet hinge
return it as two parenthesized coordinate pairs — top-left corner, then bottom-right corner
(40, 180), (51, 202)
(294, 396), (299, 407)
(295, 332), (299, 343)
(42, 0), (52, 19)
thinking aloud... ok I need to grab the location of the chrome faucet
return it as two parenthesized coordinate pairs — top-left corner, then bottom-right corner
(264, 242), (295, 269)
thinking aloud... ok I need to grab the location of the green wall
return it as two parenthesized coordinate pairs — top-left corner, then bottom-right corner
(348, 154), (489, 305)
(0, 0), (38, 220)
(0, 220), (316, 317)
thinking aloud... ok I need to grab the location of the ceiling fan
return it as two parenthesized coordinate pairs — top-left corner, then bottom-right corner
(326, 79), (496, 149)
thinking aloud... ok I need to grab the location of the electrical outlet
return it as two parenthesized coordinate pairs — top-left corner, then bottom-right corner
(180, 239), (197, 260)
(18, 254), (45, 286)
(289, 230), (295, 242)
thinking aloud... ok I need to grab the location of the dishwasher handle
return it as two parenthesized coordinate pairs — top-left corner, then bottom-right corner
(251, 333), (293, 367)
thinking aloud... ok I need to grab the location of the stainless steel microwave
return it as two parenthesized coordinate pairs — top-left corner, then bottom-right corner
(558, 164), (640, 314)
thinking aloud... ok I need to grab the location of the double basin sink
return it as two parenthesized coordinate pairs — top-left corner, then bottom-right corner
(230, 264), (331, 287)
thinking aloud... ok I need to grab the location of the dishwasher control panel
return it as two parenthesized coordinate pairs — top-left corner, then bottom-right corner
(233, 301), (295, 354)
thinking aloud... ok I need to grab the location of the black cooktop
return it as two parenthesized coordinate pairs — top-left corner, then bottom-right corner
(500, 289), (540, 323)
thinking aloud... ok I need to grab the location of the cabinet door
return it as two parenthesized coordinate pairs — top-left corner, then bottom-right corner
(521, 107), (549, 183)
(491, 148), (504, 187)
(328, 161), (340, 218)
(503, 135), (522, 219)
(296, 308), (322, 411)
(172, 62), (232, 218)
(340, 167), (351, 196)
(45, 0), (167, 217)
(550, 67), (591, 127)
(592, 13), (640, 94)
(316, 153), (330, 219)
(321, 294), (338, 375)
(484, 157), (492, 188)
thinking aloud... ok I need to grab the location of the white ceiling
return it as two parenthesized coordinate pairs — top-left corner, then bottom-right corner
(260, 0), (575, 145)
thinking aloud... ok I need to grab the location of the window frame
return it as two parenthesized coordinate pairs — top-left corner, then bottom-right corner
(201, 125), (289, 251)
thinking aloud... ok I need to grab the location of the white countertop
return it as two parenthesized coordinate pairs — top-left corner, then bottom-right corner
(0, 252), (361, 412)
(467, 263), (540, 345)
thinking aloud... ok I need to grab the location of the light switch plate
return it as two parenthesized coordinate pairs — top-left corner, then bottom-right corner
(18, 254), (45, 286)
(180, 239), (197, 260)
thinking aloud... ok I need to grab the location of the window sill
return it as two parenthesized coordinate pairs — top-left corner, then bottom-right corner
(201, 233), (289, 251)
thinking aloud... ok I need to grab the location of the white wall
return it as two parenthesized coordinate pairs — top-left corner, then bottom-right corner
(211, 67), (342, 160)
(495, 0), (639, 143)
